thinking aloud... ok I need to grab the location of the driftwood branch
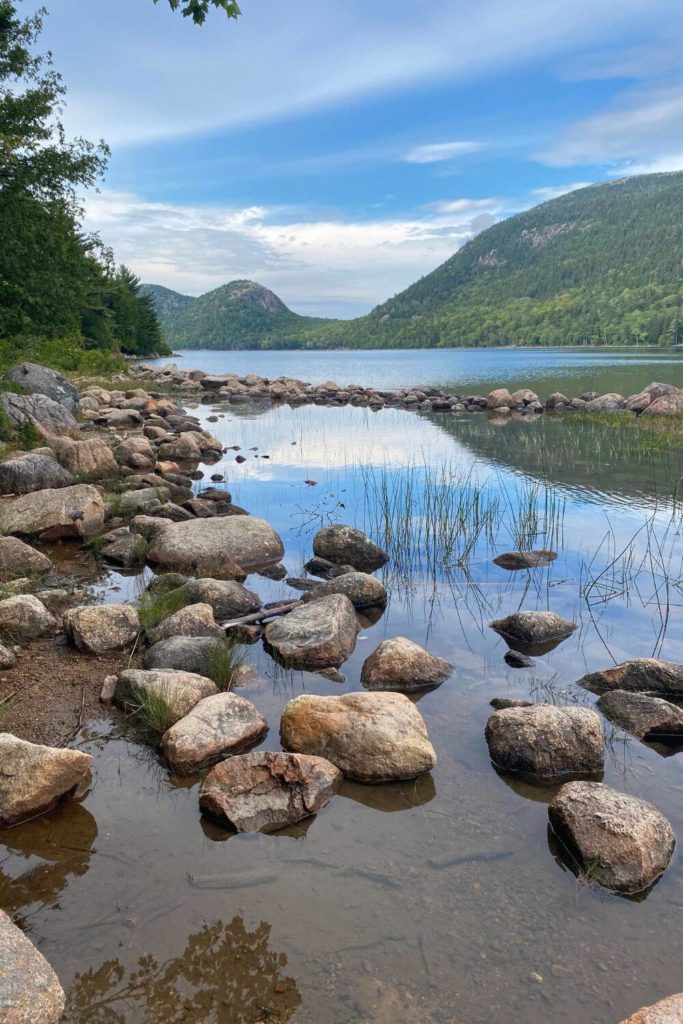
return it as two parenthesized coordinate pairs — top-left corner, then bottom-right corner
(221, 600), (300, 630)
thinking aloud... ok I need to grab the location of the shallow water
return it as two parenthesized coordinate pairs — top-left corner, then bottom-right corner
(5, 401), (683, 1024)
(146, 346), (683, 400)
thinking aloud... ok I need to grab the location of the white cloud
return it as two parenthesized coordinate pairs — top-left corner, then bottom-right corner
(427, 197), (499, 215)
(608, 154), (683, 176)
(404, 141), (484, 164)
(531, 182), (592, 201)
(84, 191), (499, 317)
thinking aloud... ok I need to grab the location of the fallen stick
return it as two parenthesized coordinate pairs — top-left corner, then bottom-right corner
(221, 600), (300, 630)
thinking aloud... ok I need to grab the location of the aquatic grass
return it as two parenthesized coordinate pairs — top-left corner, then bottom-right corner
(206, 637), (245, 691)
(127, 685), (177, 745)
(137, 586), (190, 632)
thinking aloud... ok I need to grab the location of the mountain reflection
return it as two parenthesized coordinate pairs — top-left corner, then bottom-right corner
(64, 917), (301, 1023)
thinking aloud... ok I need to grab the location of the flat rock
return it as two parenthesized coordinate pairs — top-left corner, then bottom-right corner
(0, 392), (79, 438)
(147, 602), (223, 645)
(146, 515), (283, 576)
(143, 635), (230, 677)
(493, 550), (557, 571)
(264, 594), (359, 669)
(490, 610), (577, 655)
(0, 908), (65, 1022)
(0, 484), (105, 539)
(180, 578), (261, 620)
(114, 668), (217, 723)
(0, 452), (73, 496)
(48, 436), (118, 481)
(485, 704), (604, 783)
(619, 994), (683, 1023)
(0, 537), (52, 579)
(361, 637), (452, 692)
(280, 691), (436, 782)
(8, 361), (79, 411)
(578, 658), (683, 695)
(0, 595), (55, 641)
(199, 750), (342, 833)
(301, 571), (387, 609)
(597, 690), (683, 742)
(63, 603), (140, 654)
(161, 692), (268, 772)
(490, 697), (533, 710)
(312, 524), (389, 572)
(0, 733), (91, 826)
(548, 781), (675, 894)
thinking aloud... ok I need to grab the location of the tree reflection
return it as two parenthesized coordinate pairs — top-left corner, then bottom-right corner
(64, 916), (301, 1023)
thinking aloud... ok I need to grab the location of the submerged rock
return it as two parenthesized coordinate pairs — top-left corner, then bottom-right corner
(0, 594), (55, 641)
(146, 515), (283, 576)
(264, 594), (359, 669)
(0, 733), (91, 826)
(162, 692), (268, 772)
(504, 650), (535, 669)
(147, 602), (223, 645)
(597, 690), (683, 742)
(577, 658), (683, 695)
(0, 451), (73, 496)
(485, 704), (604, 783)
(312, 524), (389, 572)
(0, 536), (52, 579)
(548, 781), (675, 894)
(199, 751), (342, 833)
(0, 483), (105, 540)
(0, 908), (65, 1022)
(619, 993), (683, 1023)
(493, 550), (557, 571)
(361, 637), (452, 692)
(63, 603), (140, 654)
(490, 697), (533, 710)
(280, 691), (436, 782)
(301, 570), (387, 609)
(114, 668), (217, 723)
(489, 611), (577, 655)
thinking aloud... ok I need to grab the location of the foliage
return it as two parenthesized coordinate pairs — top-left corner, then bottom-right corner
(156, 0), (241, 24)
(137, 586), (190, 633)
(206, 637), (244, 690)
(128, 685), (177, 745)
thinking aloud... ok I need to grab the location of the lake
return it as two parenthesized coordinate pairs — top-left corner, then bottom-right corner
(5, 372), (683, 1024)
(147, 346), (683, 398)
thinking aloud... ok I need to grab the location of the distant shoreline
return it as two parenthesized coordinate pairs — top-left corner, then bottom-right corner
(152, 343), (683, 358)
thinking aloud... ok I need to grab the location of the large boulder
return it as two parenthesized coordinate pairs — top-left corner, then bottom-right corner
(0, 392), (79, 438)
(114, 668), (217, 723)
(114, 437), (157, 471)
(619, 994), (683, 1023)
(312, 524), (388, 572)
(578, 658), (683, 695)
(264, 594), (359, 669)
(161, 692), (268, 772)
(301, 571), (387, 609)
(485, 704), (604, 783)
(48, 436), (118, 481)
(548, 781), (675, 894)
(0, 595), (55, 641)
(641, 393), (683, 417)
(280, 691), (436, 782)
(487, 388), (514, 410)
(179, 578), (261, 620)
(0, 484), (105, 539)
(63, 603), (140, 654)
(584, 393), (626, 412)
(0, 451), (73, 496)
(146, 516), (283, 576)
(143, 635), (229, 677)
(489, 610), (577, 655)
(0, 733), (91, 826)
(7, 361), (79, 411)
(597, 690), (683, 742)
(493, 550), (557, 571)
(0, 908), (65, 1022)
(361, 637), (452, 692)
(147, 603), (223, 645)
(0, 536), (52, 579)
(199, 751), (342, 833)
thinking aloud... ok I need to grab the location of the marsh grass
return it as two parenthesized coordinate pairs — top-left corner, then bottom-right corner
(128, 685), (176, 745)
(137, 586), (190, 632)
(207, 638), (245, 691)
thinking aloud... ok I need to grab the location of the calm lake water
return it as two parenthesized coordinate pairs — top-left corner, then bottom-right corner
(5, 383), (683, 1024)
(148, 347), (683, 398)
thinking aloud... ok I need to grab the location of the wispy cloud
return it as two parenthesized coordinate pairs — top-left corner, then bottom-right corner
(530, 182), (592, 201)
(404, 141), (484, 164)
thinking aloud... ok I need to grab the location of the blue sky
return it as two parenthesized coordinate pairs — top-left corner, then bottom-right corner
(40, 0), (683, 317)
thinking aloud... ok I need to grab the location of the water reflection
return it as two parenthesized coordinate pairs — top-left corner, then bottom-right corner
(546, 825), (660, 903)
(341, 774), (436, 812)
(64, 917), (301, 1023)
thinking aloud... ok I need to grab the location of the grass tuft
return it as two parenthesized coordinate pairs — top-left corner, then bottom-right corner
(207, 638), (245, 691)
(137, 586), (190, 632)
(128, 685), (176, 745)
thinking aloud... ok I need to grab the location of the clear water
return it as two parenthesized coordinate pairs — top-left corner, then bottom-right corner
(146, 347), (683, 399)
(5, 397), (683, 1024)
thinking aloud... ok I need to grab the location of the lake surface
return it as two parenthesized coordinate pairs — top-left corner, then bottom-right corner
(5, 395), (683, 1024)
(147, 347), (683, 399)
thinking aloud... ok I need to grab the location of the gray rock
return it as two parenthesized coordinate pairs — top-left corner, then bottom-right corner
(199, 751), (342, 833)
(264, 594), (359, 669)
(548, 781), (675, 894)
(504, 650), (535, 668)
(0, 392), (79, 438)
(485, 704), (604, 783)
(114, 668), (217, 723)
(301, 571), (387, 609)
(0, 643), (17, 669)
(47, 436), (118, 481)
(161, 692), (268, 772)
(180, 578), (261, 620)
(63, 603), (140, 654)
(641, 393), (683, 417)
(0, 452), (73, 495)
(146, 515), (283, 576)
(107, 487), (169, 517)
(489, 610), (577, 655)
(493, 550), (557, 571)
(0, 908), (65, 1022)
(578, 658), (683, 695)
(303, 556), (355, 579)
(0, 595), (55, 641)
(143, 635), (230, 677)
(361, 637), (452, 692)
(490, 697), (533, 710)
(147, 602), (223, 645)
(145, 571), (188, 594)
(312, 524), (389, 572)
(487, 388), (514, 410)
(0, 484), (105, 540)
(584, 392), (626, 412)
(0, 536), (52, 579)
(280, 691), (436, 782)
(8, 361), (79, 411)
(0, 733), (91, 826)
(99, 528), (147, 568)
(597, 689), (683, 742)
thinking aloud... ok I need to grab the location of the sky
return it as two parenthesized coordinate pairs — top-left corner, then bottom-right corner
(39, 0), (683, 318)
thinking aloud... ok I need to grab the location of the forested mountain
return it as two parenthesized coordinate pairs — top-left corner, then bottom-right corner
(142, 284), (195, 322)
(149, 172), (683, 350)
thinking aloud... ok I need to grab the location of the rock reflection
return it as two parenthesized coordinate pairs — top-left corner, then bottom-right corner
(64, 916), (301, 1023)
(0, 802), (97, 916)
(546, 824), (658, 903)
(341, 773), (436, 812)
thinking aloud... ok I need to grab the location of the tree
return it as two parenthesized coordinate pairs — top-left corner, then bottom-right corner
(155, 0), (241, 24)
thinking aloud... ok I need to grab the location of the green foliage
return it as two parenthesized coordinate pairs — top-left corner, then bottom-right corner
(16, 420), (42, 450)
(155, 0), (241, 24)
(128, 685), (177, 745)
(137, 586), (191, 632)
(206, 637), (244, 691)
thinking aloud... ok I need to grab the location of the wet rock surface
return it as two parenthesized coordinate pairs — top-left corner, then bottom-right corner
(199, 750), (342, 833)
(0, 908), (66, 1023)
(301, 570), (387, 609)
(578, 658), (683, 695)
(490, 611), (577, 655)
(63, 603), (140, 654)
(280, 691), (436, 782)
(312, 524), (389, 572)
(493, 550), (557, 570)
(264, 594), (359, 669)
(162, 692), (268, 772)
(361, 636), (453, 692)
(485, 704), (604, 783)
(0, 733), (91, 826)
(548, 781), (676, 894)
(597, 690), (683, 742)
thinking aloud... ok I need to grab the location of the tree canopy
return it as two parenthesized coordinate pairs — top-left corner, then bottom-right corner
(156, 0), (241, 24)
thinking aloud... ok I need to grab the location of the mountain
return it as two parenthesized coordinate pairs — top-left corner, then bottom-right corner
(146, 172), (683, 350)
(141, 284), (195, 322)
